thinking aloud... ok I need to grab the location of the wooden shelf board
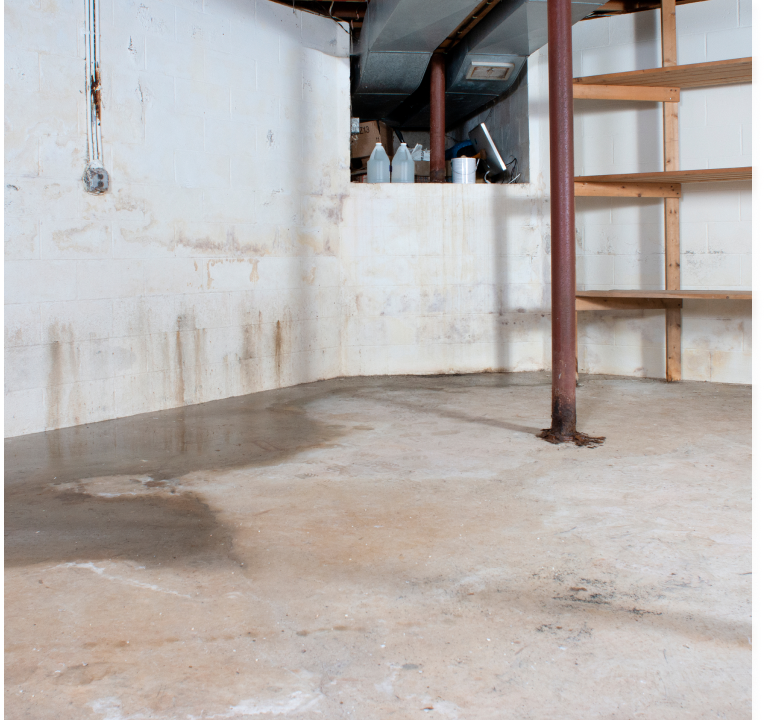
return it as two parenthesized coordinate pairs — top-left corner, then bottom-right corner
(573, 57), (751, 89)
(572, 84), (680, 101)
(574, 167), (751, 185)
(575, 181), (680, 197)
(577, 290), (752, 300)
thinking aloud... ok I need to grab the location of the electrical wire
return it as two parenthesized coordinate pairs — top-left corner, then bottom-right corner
(327, 1), (351, 33)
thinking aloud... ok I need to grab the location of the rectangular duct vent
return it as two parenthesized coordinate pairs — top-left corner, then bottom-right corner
(466, 60), (515, 81)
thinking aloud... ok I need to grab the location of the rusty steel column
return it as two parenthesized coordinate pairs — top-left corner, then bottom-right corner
(541, 0), (603, 447)
(429, 53), (446, 183)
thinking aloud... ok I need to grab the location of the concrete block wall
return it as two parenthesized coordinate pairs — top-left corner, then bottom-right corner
(571, 0), (752, 381)
(5, 0), (350, 436)
(339, 183), (551, 378)
(4, 0), (751, 438)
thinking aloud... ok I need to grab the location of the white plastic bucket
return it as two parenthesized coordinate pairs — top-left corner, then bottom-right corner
(452, 157), (477, 184)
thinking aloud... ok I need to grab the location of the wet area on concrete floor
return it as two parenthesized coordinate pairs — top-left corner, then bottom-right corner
(4, 373), (752, 719)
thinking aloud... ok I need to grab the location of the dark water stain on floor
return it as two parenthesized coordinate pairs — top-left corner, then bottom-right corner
(5, 373), (558, 569)
(5, 382), (352, 489)
(4, 486), (235, 569)
(5, 380), (356, 569)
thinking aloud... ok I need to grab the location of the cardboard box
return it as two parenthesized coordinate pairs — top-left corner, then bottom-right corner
(351, 120), (393, 159)
(414, 160), (429, 177)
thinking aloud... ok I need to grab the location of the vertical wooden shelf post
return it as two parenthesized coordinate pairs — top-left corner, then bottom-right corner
(661, 0), (682, 381)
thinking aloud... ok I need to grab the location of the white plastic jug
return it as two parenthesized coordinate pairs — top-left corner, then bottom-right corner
(367, 143), (390, 183)
(391, 143), (415, 183)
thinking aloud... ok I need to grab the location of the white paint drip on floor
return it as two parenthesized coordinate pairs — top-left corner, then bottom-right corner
(53, 562), (192, 599)
(226, 691), (323, 715)
(89, 691), (324, 720)
(89, 697), (150, 720)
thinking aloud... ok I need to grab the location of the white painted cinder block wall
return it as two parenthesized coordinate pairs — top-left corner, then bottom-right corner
(572, 0), (752, 382)
(4, 0), (751, 438)
(5, 0), (351, 436)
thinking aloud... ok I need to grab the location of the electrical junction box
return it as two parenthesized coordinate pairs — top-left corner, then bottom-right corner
(83, 165), (109, 194)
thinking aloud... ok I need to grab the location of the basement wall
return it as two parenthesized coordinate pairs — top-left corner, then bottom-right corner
(5, 0), (350, 436)
(572, 0), (752, 382)
(4, 0), (751, 438)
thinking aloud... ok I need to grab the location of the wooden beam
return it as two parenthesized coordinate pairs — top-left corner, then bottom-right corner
(576, 297), (683, 310)
(572, 84), (680, 101)
(661, 0), (677, 67)
(437, 0), (498, 52)
(665, 198), (680, 284)
(575, 181), (681, 197)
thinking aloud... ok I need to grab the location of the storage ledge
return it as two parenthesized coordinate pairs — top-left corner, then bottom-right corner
(576, 289), (752, 311)
(573, 58), (752, 89)
(574, 167), (751, 196)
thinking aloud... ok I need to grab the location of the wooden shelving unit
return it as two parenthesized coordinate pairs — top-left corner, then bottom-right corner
(572, 0), (752, 382)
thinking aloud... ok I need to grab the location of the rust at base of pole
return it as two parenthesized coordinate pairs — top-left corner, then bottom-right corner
(429, 54), (446, 184)
(540, 0), (603, 447)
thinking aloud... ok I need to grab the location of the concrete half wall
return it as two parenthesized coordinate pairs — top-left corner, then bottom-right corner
(4, 0), (751, 437)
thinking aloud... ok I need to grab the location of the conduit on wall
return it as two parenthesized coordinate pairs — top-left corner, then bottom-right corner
(83, 0), (109, 193)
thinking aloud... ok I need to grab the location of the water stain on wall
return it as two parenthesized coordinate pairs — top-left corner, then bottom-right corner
(46, 326), (85, 430)
(275, 320), (283, 382)
(176, 226), (230, 255)
(175, 328), (185, 405)
(242, 324), (258, 361)
(47, 342), (63, 430)
(50, 222), (110, 255)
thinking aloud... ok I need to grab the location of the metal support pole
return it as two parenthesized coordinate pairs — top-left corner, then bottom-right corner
(429, 54), (446, 184)
(541, 0), (603, 446)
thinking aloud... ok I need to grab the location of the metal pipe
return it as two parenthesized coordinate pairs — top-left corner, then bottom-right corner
(84, 0), (94, 162)
(429, 53), (446, 183)
(547, 0), (576, 437)
(93, 0), (103, 160)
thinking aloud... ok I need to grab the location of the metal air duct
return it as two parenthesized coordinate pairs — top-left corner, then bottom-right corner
(439, 0), (604, 124)
(351, 0), (485, 118)
(366, 0), (607, 128)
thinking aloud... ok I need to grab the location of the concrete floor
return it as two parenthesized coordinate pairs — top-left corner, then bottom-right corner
(5, 373), (751, 719)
